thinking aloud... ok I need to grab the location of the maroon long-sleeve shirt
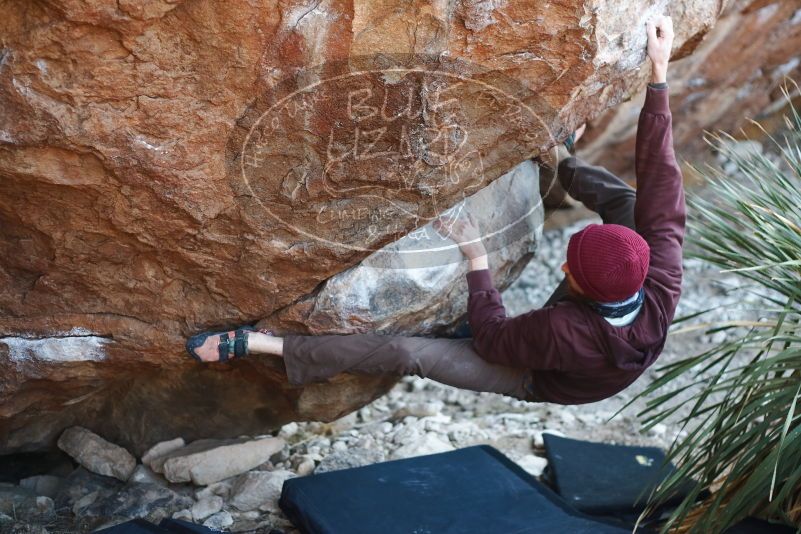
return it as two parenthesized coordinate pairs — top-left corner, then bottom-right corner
(466, 85), (686, 404)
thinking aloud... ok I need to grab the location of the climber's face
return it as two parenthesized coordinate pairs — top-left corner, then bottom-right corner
(561, 262), (585, 297)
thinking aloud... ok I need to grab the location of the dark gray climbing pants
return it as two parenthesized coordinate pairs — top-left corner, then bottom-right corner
(283, 334), (538, 400)
(282, 155), (636, 402)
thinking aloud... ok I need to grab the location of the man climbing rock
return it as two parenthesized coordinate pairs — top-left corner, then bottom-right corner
(186, 15), (683, 405)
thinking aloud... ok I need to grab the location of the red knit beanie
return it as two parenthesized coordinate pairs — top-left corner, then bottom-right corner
(566, 223), (650, 302)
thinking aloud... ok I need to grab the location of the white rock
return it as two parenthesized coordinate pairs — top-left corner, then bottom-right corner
(332, 441), (348, 452)
(278, 422), (299, 438)
(57, 427), (136, 481)
(203, 511), (233, 530)
(160, 436), (285, 485)
(395, 400), (444, 418)
(35, 496), (54, 514)
(229, 470), (296, 512)
(389, 423), (423, 445)
(355, 435), (378, 450)
(516, 455), (548, 477)
(172, 509), (193, 522)
(416, 379), (433, 392)
(129, 464), (167, 486)
(709, 331), (727, 344)
(195, 480), (233, 501)
(192, 495), (223, 521)
(391, 433), (454, 460)
(329, 412), (358, 432)
(142, 438), (186, 469)
(295, 457), (316, 476)
(422, 415), (453, 434)
(447, 422), (489, 446)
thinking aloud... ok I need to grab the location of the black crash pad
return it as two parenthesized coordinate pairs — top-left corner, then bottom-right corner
(543, 433), (693, 516)
(279, 444), (630, 534)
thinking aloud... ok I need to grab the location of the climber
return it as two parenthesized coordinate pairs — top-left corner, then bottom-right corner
(186, 15), (684, 405)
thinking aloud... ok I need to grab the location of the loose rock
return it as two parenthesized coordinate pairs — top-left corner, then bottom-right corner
(172, 509), (193, 522)
(80, 483), (193, 523)
(516, 455), (548, 477)
(160, 437), (285, 485)
(229, 470), (296, 512)
(192, 495), (224, 521)
(57, 427), (136, 481)
(142, 438), (186, 469)
(391, 433), (455, 459)
(204, 511), (234, 530)
(129, 465), (168, 487)
(278, 423), (299, 439)
(294, 456), (316, 477)
(314, 449), (386, 474)
(195, 481), (233, 501)
(394, 400), (444, 419)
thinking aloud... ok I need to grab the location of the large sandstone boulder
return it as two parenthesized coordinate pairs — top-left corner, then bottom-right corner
(1, 0), (724, 454)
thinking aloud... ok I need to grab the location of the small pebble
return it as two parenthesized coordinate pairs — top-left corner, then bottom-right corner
(203, 511), (234, 530)
(278, 422), (299, 438)
(172, 509), (193, 522)
(296, 457), (316, 476)
(192, 495), (223, 521)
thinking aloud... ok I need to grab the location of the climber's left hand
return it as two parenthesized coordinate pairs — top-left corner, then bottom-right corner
(647, 15), (673, 83)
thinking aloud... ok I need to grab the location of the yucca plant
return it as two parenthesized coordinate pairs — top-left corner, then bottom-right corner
(629, 80), (801, 533)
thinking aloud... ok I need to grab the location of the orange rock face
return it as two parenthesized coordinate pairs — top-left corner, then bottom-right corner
(1, 0), (726, 453)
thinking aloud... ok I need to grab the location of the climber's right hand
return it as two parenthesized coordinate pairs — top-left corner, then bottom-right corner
(646, 15), (673, 83)
(433, 213), (487, 262)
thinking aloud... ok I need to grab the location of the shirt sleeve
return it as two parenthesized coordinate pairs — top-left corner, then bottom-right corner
(634, 85), (686, 307)
(465, 269), (563, 370)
